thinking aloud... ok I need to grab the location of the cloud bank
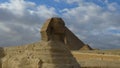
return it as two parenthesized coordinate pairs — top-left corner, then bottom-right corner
(0, 0), (120, 49)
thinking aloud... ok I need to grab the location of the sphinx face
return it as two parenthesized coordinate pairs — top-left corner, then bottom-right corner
(52, 20), (65, 34)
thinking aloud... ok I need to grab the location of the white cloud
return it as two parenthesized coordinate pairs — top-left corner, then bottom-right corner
(108, 3), (117, 11)
(0, 23), (11, 32)
(35, 5), (57, 19)
(0, 0), (36, 16)
(0, 0), (57, 46)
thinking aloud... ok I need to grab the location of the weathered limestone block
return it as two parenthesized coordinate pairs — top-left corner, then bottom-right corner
(0, 47), (5, 58)
(0, 47), (5, 68)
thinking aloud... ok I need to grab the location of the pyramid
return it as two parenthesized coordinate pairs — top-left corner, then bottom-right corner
(1, 17), (80, 68)
(64, 27), (86, 50)
(80, 44), (93, 50)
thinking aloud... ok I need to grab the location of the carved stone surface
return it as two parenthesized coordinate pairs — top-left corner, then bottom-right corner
(0, 47), (5, 68)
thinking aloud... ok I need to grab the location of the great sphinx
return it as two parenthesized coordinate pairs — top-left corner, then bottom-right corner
(41, 17), (91, 50)
(1, 17), (83, 68)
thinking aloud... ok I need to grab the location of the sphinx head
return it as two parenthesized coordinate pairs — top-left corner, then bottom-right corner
(51, 18), (65, 34)
(40, 17), (66, 42)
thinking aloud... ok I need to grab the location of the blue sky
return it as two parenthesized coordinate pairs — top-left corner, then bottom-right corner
(0, 0), (120, 49)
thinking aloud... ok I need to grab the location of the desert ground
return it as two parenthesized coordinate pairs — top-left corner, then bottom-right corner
(72, 49), (120, 67)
